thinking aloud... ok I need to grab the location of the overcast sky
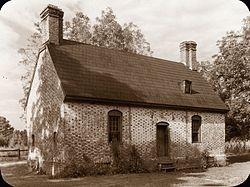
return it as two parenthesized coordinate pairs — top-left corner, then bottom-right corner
(0, 0), (248, 130)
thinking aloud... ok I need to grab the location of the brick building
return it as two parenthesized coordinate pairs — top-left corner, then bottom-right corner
(26, 5), (228, 175)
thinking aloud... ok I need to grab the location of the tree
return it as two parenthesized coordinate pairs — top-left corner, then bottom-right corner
(122, 22), (152, 55)
(91, 8), (124, 50)
(64, 7), (152, 55)
(19, 7), (153, 114)
(202, 16), (250, 141)
(0, 136), (9, 147)
(18, 22), (42, 111)
(9, 129), (28, 148)
(64, 12), (92, 43)
(0, 116), (14, 147)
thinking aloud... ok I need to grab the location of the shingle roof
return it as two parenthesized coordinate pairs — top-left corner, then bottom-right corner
(47, 39), (228, 113)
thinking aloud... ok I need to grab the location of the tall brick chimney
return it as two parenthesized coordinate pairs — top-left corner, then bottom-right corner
(40, 5), (64, 45)
(180, 41), (198, 70)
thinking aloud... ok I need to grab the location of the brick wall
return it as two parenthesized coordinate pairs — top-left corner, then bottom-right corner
(63, 103), (131, 163)
(26, 47), (65, 175)
(63, 102), (225, 163)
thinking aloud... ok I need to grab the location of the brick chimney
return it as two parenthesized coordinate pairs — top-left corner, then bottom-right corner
(40, 5), (64, 45)
(180, 41), (198, 70)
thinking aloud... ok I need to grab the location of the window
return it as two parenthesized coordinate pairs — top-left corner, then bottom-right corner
(192, 115), (201, 143)
(181, 80), (192, 94)
(185, 80), (192, 93)
(31, 134), (35, 146)
(53, 132), (57, 148)
(108, 110), (122, 143)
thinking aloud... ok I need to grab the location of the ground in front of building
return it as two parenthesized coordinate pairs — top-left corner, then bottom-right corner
(1, 159), (249, 187)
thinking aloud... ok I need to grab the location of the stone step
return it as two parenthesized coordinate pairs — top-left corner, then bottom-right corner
(161, 167), (175, 172)
(158, 160), (175, 172)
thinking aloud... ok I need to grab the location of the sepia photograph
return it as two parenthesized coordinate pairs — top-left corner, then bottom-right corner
(0, 0), (249, 186)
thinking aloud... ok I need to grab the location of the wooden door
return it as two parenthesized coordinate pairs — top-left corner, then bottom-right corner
(157, 125), (169, 157)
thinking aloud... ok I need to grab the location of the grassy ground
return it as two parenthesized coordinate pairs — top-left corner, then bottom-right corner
(1, 157), (250, 187)
(227, 153), (250, 164)
(1, 164), (185, 187)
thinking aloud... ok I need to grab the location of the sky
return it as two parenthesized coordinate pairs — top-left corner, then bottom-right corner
(0, 0), (249, 130)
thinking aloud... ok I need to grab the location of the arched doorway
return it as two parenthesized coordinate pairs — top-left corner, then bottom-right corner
(156, 122), (170, 157)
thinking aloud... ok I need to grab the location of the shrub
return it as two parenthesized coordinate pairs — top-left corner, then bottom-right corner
(111, 142), (150, 173)
(173, 143), (210, 171)
(58, 151), (110, 178)
(58, 143), (154, 178)
(225, 138), (250, 154)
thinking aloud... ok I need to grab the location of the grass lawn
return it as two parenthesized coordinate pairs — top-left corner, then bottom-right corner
(1, 157), (250, 187)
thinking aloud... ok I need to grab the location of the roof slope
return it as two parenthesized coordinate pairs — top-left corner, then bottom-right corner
(47, 40), (228, 112)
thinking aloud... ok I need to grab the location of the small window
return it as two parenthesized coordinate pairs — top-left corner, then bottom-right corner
(185, 80), (192, 93)
(181, 80), (192, 94)
(192, 115), (201, 143)
(31, 134), (35, 146)
(53, 132), (57, 148)
(108, 110), (122, 143)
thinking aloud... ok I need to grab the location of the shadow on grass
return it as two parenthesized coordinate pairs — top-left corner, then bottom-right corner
(201, 184), (225, 186)
(227, 153), (250, 164)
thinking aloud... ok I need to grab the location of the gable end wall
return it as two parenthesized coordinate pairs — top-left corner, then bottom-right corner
(26, 47), (65, 175)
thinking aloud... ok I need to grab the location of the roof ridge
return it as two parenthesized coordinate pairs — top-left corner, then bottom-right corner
(60, 39), (182, 65)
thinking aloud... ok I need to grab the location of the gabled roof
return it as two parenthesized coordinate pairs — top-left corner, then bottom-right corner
(47, 39), (228, 113)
